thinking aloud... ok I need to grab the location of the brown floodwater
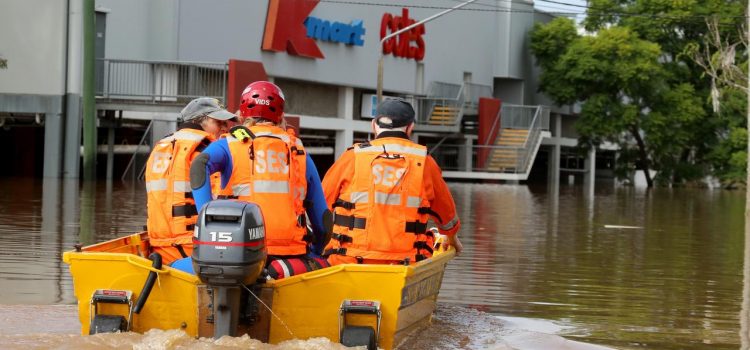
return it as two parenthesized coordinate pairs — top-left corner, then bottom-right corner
(0, 178), (743, 349)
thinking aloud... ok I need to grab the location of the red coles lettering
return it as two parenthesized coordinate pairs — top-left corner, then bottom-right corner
(380, 8), (426, 61)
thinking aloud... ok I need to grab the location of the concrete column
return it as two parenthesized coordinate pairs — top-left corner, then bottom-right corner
(105, 124), (115, 180)
(547, 144), (560, 188)
(60, 178), (79, 301)
(547, 114), (561, 188)
(335, 87), (354, 159)
(584, 147), (596, 197)
(44, 113), (64, 178)
(41, 178), (63, 302)
(460, 137), (473, 171)
(63, 95), (82, 178)
(41, 178), (60, 240)
(63, 0), (83, 179)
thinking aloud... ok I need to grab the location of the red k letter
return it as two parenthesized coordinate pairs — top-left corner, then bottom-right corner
(262, 0), (324, 59)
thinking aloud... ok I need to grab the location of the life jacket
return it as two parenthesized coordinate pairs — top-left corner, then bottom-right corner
(326, 138), (434, 263)
(223, 125), (309, 256)
(145, 128), (214, 248)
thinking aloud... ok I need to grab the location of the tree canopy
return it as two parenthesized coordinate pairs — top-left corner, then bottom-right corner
(531, 0), (746, 187)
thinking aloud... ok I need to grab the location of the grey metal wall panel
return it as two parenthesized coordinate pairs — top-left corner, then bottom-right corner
(176, 0), (517, 94)
(0, 0), (67, 95)
(96, 0), (179, 61)
(0, 94), (63, 114)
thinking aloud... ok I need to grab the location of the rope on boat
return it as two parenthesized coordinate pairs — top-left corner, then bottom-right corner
(240, 283), (296, 339)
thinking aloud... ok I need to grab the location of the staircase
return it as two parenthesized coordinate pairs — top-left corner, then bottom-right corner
(427, 105), (461, 126)
(485, 128), (528, 172)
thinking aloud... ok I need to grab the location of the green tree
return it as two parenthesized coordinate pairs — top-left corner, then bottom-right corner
(533, 19), (666, 187)
(688, 17), (748, 186)
(531, 1), (746, 187)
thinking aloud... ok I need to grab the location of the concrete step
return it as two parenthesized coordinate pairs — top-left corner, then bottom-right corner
(489, 161), (518, 167)
(430, 115), (456, 120)
(427, 120), (455, 125)
(490, 154), (518, 161)
(502, 129), (529, 134)
(496, 141), (526, 146)
(486, 166), (517, 172)
(434, 106), (459, 112)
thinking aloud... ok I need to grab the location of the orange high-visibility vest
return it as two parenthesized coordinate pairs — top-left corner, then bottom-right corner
(326, 138), (434, 262)
(145, 128), (214, 248)
(224, 125), (309, 256)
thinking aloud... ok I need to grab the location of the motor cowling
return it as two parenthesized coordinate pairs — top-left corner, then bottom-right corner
(193, 200), (267, 286)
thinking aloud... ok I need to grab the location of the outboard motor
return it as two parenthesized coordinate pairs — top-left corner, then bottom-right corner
(193, 200), (267, 338)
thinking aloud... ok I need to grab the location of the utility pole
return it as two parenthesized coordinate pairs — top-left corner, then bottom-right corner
(376, 0), (478, 103)
(82, 0), (96, 180)
(743, 1), (750, 348)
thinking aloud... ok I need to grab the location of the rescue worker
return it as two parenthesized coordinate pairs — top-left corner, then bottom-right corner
(322, 98), (463, 265)
(145, 97), (238, 265)
(190, 81), (332, 279)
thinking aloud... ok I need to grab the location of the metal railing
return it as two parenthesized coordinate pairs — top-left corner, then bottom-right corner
(121, 120), (154, 182)
(427, 81), (462, 99)
(426, 143), (521, 172)
(462, 82), (492, 111)
(97, 59), (228, 103)
(427, 105), (550, 175)
(516, 106), (549, 173)
(415, 81), (465, 126)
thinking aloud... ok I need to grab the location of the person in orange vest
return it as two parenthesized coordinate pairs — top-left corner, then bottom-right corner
(145, 97), (239, 265)
(190, 81), (332, 279)
(322, 98), (463, 265)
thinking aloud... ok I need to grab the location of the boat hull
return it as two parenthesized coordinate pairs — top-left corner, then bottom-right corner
(63, 232), (455, 349)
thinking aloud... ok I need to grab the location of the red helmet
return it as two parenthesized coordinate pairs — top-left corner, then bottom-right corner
(239, 81), (285, 123)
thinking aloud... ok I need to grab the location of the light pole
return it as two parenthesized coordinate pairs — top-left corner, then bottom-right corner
(376, 0), (479, 103)
(742, 1), (750, 347)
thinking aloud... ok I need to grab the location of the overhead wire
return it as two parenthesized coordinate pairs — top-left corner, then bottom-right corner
(318, 0), (748, 20)
(443, 0), (585, 16)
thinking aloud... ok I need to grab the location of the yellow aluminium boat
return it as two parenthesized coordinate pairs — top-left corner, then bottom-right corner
(63, 231), (455, 349)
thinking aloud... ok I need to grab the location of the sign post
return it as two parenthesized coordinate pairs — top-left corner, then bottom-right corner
(376, 0), (478, 103)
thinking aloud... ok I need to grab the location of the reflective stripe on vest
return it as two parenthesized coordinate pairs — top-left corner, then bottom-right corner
(253, 131), (304, 148)
(374, 192), (400, 205)
(173, 130), (208, 142)
(254, 180), (289, 193)
(347, 192), (423, 207)
(354, 143), (427, 157)
(344, 193), (422, 208)
(406, 196), (422, 208)
(230, 181), (292, 195)
(232, 183), (251, 196)
(173, 181), (191, 193)
(437, 214), (459, 231)
(146, 179), (168, 192)
(350, 191), (368, 203)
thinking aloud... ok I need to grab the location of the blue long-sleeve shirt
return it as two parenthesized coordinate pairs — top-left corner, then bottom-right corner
(192, 137), (330, 254)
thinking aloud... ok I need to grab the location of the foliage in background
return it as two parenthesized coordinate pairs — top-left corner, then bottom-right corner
(531, 0), (746, 187)
(0, 57), (6, 69)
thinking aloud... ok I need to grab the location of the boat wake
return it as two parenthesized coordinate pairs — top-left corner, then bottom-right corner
(0, 304), (614, 350)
